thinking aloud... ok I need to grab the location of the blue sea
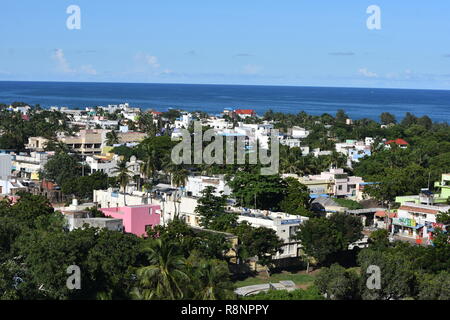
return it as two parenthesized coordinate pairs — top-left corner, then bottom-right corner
(1, 81), (450, 122)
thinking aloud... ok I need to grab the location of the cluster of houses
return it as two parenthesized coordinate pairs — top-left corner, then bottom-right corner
(0, 103), (445, 269)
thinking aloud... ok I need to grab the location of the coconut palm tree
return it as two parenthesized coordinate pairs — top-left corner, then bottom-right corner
(140, 144), (160, 202)
(171, 167), (189, 218)
(193, 260), (235, 300)
(112, 159), (132, 206)
(133, 240), (189, 300)
(106, 130), (120, 146)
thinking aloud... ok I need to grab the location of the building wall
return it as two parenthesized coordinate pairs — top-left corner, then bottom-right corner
(0, 154), (12, 180)
(101, 205), (161, 237)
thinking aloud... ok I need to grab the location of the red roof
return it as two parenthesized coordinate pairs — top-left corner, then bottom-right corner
(398, 205), (439, 215)
(21, 114), (30, 121)
(235, 109), (256, 115)
(150, 111), (162, 116)
(375, 211), (397, 218)
(385, 138), (409, 146)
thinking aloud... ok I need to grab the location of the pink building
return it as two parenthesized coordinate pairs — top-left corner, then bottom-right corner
(100, 204), (161, 237)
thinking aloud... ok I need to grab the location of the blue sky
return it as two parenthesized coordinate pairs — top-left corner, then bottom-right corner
(1, 1), (450, 89)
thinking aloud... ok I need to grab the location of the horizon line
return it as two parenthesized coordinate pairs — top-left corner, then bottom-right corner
(1, 79), (450, 92)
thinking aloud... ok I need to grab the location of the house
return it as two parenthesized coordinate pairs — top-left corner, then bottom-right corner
(12, 152), (51, 180)
(393, 203), (450, 243)
(26, 137), (50, 152)
(0, 179), (26, 196)
(100, 204), (161, 237)
(56, 199), (124, 232)
(234, 109), (256, 119)
(385, 138), (409, 149)
(94, 187), (191, 226)
(85, 154), (141, 177)
(290, 126), (310, 139)
(298, 168), (365, 199)
(434, 173), (450, 201)
(205, 117), (233, 130)
(174, 113), (193, 129)
(184, 175), (231, 198)
(233, 207), (309, 259)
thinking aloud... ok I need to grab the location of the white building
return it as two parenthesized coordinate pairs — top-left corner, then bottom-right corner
(0, 178), (26, 195)
(174, 113), (193, 129)
(184, 175), (231, 197)
(312, 148), (333, 157)
(290, 126), (310, 139)
(56, 199), (124, 232)
(232, 208), (309, 259)
(205, 118), (233, 130)
(12, 152), (51, 180)
(0, 154), (12, 180)
(86, 155), (141, 177)
(393, 202), (450, 241)
(92, 188), (308, 260)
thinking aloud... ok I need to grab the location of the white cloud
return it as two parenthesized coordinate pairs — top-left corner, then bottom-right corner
(80, 65), (97, 75)
(52, 49), (97, 75)
(358, 67), (378, 78)
(52, 49), (74, 73)
(135, 52), (160, 68)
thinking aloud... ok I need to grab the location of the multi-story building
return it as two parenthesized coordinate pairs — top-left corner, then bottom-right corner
(85, 154), (141, 177)
(393, 202), (450, 242)
(56, 129), (147, 155)
(55, 199), (124, 232)
(12, 152), (51, 180)
(58, 129), (105, 155)
(174, 113), (193, 129)
(184, 175), (231, 198)
(205, 117), (233, 130)
(232, 208), (309, 259)
(100, 204), (161, 237)
(298, 168), (365, 199)
(26, 137), (50, 152)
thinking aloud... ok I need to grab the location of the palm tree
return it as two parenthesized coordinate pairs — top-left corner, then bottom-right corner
(171, 167), (189, 218)
(193, 260), (235, 300)
(140, 144), (160, 203)
(106, 130), (120, 146)
(112, 159), (132, 206)
(133, 240), (189, 300)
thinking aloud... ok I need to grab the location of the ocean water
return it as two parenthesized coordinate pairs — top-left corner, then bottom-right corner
(1, 81), (450, 122)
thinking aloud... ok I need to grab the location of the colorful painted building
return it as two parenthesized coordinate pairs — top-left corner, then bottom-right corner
(100, 204), (161, 237)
